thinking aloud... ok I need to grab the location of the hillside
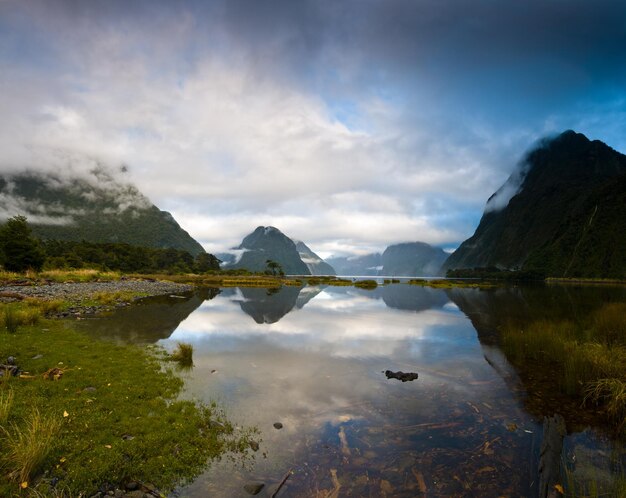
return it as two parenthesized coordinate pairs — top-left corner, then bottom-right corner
(0, 169), (205, 255)
(443, 131), (626, 278)
(381, 242), (447, 277)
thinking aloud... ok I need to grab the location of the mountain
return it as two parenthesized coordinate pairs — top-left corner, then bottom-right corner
(0, 169), (205, 255)
(381, 242), (447, 276)
(443, 130), (626, 278)
(227, 226), (311, 275)
(326, 253), (382, 276)
(295, 241), (336, 275)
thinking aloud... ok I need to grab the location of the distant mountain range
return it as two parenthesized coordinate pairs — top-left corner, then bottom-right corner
(0, 169), (205, 255)
(327, 242), (447, 277)
(443, 130), (626, 278)
(296, 241), (336, 275)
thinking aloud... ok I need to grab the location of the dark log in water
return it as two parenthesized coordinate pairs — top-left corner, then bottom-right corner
(538, 414), (566, 498)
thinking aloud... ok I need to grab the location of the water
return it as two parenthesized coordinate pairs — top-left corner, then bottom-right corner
(79, 283), (626, 497)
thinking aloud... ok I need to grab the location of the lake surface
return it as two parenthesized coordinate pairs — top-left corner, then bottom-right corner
(80, 283), (626, 497)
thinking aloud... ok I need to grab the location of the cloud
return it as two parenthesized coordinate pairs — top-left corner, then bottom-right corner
(1, 0), (626, 255)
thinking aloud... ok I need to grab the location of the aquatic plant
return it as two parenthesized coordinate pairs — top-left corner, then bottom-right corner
(171, 342), (194, 367)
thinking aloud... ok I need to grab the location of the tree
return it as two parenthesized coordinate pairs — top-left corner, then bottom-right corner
(194, 252), (220, 273)
(0, 216), (45, 272)
(265, 259), (284, 276)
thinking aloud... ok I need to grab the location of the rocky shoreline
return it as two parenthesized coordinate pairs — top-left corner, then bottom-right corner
(0, 279), (194, 317)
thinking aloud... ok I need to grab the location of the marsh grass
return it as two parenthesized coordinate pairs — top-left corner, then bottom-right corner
(2, 408), (61, 484)
(502, 302), (626, 428)
(0, 389), (13, 424)
(354, 279), (378, 289)
(3, 306), (20, 333)
(40, 269), (121, 283)
(170, 342), (194, 367)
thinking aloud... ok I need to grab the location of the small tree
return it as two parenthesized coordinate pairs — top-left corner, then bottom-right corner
(265, 259), (284, 276)
(0, 216), (45, 272)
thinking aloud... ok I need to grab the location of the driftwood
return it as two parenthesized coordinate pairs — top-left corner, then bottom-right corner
(271, 468), (293, 498)
(538, 414), (566, 498)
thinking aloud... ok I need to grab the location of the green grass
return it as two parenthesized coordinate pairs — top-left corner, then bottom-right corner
(501, 302), (626, 428)
(0, 390), (13, 424)
(0, 317), (254, 495)
(2, 408), (61, 485)
(407, 278), (497, 289)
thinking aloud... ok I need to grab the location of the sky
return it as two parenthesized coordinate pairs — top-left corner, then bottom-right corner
(1, 0), (626, 258)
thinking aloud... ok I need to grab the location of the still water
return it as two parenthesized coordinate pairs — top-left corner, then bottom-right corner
(80, 284), (626, 497)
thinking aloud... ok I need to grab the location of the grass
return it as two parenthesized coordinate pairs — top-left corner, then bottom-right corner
(407, 278), (497, 289)
(501, 302), (626, 429)
(2, 408), (61, 485)
(0, 390), (13, 424)
(0, 317), (254, 495)
(354, 279), (378, 289)
(0, 269), (121, 285)
(170, 342), (194, 367)
(2, 306), (41, 333)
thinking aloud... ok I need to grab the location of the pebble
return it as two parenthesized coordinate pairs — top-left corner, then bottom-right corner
(273, 422), (283, 430)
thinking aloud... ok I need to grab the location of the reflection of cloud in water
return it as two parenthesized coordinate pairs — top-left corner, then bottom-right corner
(172, 287), (537, 497)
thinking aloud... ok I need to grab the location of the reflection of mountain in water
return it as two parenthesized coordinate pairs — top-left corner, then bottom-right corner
(447, 284), (626, 345)
(322, 284), (449, 313)
(236, 286), (322, 324)
(78, 288), (218, 342)
(448, 284), (626, 431)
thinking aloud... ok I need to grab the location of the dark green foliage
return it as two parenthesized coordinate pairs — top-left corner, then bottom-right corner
(0, 171), (205, 256)
(446, 267), (546, 281)
(444, 131), (626, 278)
(0, 215), (45, 272)
(265, 259), (284, 276)
(41, 239), (219, 274)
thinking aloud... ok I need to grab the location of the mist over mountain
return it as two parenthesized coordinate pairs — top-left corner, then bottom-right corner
(443, 130), (626, 278)
(327, 241), (446, 277)
(0, 168), (205, 255)
(295, 241), (336, 276)
(381, 242), (447, 277)
(326, 253), (382, 276)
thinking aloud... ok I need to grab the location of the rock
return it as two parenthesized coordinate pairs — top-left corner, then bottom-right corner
(124, 481), (139, 491)
(249, 440), (260, 451)
(122, 434), (135, 441)
(83, 386), (97, 392)
(32, 354), (43, 360)
(123, 491), (144, 498)
(243, 483), (265, 495)
(7, 356), (16, 365)
(273, 422), (283, 429)
(384, 370), (418, 382)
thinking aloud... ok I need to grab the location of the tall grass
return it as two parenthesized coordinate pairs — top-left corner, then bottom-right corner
(1, 306), (42, 332)
(2, 408), (61, 483)
(0, 390), (14, 424)
(501, 302), (626, 428)
(171, 342), (194, 367)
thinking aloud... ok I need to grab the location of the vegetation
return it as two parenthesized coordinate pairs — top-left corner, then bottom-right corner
(306, 276), (352, 286)
(446, 267), (546, 281)
(0, 216), (45, 272)
(0, 308), (253, 495)
(265, 259), (285, 276)
(501, 302), (626, 430)
(354, 279), (378, 289)
(170, 342), (194, 367)
(407, 278), (496, 289)
(42, 239), (219, 274)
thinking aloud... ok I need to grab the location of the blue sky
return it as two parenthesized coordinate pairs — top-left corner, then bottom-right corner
(1, 0), (626, 257)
